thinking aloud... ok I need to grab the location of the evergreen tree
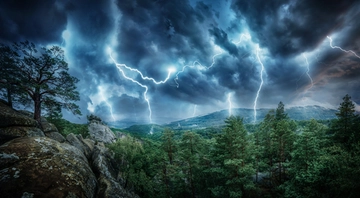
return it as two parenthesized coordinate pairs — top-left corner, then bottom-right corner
(331, 94), (359, 150)
(178, 131), (203, 198)
(284, 119), (328, 197)
(107, 136), (144, 189)
(0, 43), (24, 107)
(160, 129), (179, 197)
(210, 116), (255, 198)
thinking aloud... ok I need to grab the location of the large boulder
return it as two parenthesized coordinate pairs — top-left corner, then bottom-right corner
(66, 134), (94, 159)
(0, 137), (97, 197)
(0, 102), (44, 145)
(40, 117), (59, 133)
(88, 120), (116, 144)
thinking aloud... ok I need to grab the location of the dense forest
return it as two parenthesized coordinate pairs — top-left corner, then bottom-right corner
(104, 96), (360, 198)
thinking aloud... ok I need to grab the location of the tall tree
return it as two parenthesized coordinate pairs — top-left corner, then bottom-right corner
(12, 41), (81, 122)
(331, 94), (359, 150)
(160, 129), (178, 197)
(179, 131), (203, 198)
(0, 43), (23, 107)
(210, 116), (255, 198)
(284, 119), (328, 197)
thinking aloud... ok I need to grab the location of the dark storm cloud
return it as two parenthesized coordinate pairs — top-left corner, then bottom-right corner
(1, 0), (360, 123)
(114, 0), (217, 78)
(0, 0), (67, 44)
(64, 0), (114, 42)
(209, 27), (239, 56)
(231, 0), (358, 57)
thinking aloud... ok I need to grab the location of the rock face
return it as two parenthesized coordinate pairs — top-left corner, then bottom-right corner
(0, 137), (97, 197)
(0, 101), (139, 198)
(88, 120), (116, 144)
(91, 145), (139, 198)
(66, 133), (95, 159)
(0, 102), (44, 144)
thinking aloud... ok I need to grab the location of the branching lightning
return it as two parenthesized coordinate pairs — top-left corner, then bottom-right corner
(327, 36), (360, 58)
(109, 51), (175, 123)
(227, 93), (232, 117)
(174, 51), (223, 88)
(253, 45), (265, 123)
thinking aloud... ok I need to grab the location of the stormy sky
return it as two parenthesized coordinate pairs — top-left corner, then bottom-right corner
(1, 0), (360, 124)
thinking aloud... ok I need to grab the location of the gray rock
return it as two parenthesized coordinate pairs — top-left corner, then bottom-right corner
(66, 133), (86, 155)
(0, 137), (97, 198)
(115, 131), (128, 139)
(17, 110), (34, 119)
(0, 126), (45, 145)
(88, 121), (116, 144)
(0, 102), (37, 128)
(0, 102), (44, 145)
(45, 132), (66, 143)
(40, 118), (58, 133)
(91, 145), (139, 198)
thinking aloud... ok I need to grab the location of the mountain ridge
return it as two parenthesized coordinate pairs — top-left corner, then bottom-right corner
(108, 105), (339, 132)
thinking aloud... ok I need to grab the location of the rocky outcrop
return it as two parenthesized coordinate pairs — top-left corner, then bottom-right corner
(0, 101), (138, 198)
(0, 102), (44, 144)
(17, 110), (66, 143)
(66, 133), (95, 159)
(88, 120), (116, 144)
(91, 145), (139, 198)
(0, 137), (97, 197)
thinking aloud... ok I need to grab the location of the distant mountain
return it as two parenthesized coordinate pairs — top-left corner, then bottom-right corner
(115, 105), (338, 134)
(164, 105), (338, 130)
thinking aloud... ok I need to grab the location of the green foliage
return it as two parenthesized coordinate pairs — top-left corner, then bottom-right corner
(103, 96), (360, 198)
(0, 43), (27, 107)
(331, 94), (360, 150)
(0, 41), (81, 122)
(107, 136), (154, 194)
(283, 119), (328, 197)
(209, 116), (256, 198)
(46, 116), (88, 138)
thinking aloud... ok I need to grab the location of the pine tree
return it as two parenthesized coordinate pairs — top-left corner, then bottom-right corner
(331, 94), (359, 150)
(284, 119), (328, 197)
(178, 131), (203, 198)
(0, 43), (24, 107)
(210, 116), (255, 197)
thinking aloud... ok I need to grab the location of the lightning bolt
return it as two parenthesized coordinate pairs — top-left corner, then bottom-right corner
(327, 36), (360, 58)
(302, 53), (314, 92)
(227, 93), (232, 117)
(253, 45), (265, 123)
(192, 104), (197, 117)
(98, 85), (115, 122)
(234, 33), (251, 45)
(174, 51), (223, 88)
(109, 51), (175, 123)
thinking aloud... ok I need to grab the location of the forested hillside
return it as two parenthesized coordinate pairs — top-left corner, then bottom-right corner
(107, 95), (360, 198)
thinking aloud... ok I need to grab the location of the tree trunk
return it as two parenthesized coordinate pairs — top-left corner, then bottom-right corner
(34, 92), (41, 123)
